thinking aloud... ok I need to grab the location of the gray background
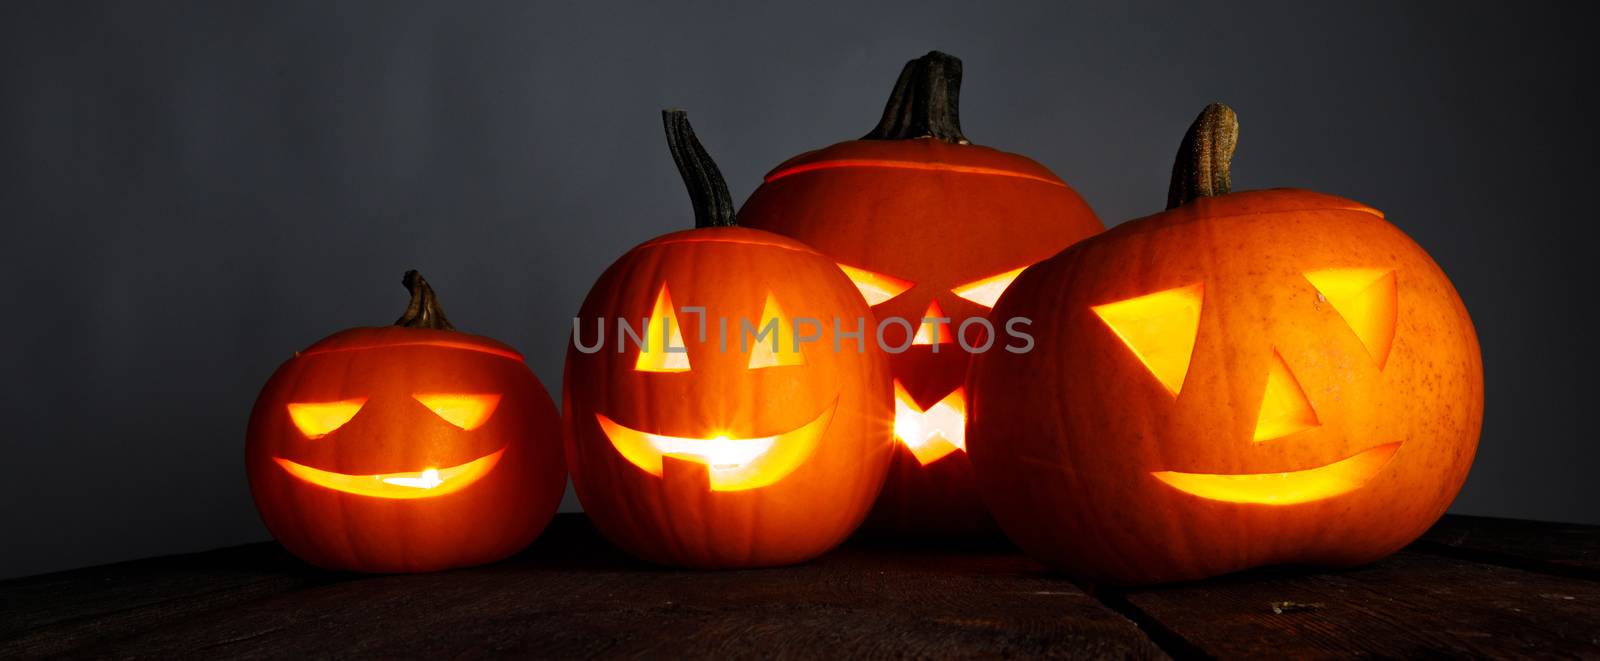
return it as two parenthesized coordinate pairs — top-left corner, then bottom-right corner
(0, 1), (1592, 580)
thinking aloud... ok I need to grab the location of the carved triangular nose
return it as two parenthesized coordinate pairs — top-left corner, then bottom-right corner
(1253, 349), (1320, 442)
(911, 299), (953, 345)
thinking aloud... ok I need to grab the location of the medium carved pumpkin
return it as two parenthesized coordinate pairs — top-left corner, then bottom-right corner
(738, 51), (1103, 536)
(967, 105), (1483, 584)
(246, 272), (565, 572)
(562, 111), (893, 568)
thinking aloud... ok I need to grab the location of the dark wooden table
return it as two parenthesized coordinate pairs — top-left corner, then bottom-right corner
(3, 514), (1597, 659)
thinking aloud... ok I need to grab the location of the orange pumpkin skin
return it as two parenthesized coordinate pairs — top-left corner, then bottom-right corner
(247, 322), (565, 573)
(564, 226), (893, 568)
(967, 188), (1483, 585)
(738, 55), (1103, 536)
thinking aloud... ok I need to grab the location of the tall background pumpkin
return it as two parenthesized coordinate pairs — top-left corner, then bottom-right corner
(562, 111), (892, 568)
(738, 51), (1103, 536)
(967, 105), (1483, 584)
(246, 272), (565, 573)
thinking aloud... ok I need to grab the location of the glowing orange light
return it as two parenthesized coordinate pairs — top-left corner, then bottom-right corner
(765, 159), (1068, 187)
(636, 284), (691, 372)
(892, 381), (966, 465)
(1152, 442), (1400, 505)
(838, 264), (913, 306)
(274, 448), (505, 499)
(911, 299), (952, 345)
(384, 467), (443, 489)
(286, 398), (367, 439)
(1303, 268), (1398, 368)
(951, 266), (1028, 309)
(1252, 351), (1320, 442)
(595, 400), (836, 491)
(747, 293), (806, 369)
(412, 393), (502, 431)
(1092, 283), (1204, 396)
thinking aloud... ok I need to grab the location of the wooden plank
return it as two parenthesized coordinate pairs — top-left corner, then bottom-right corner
(0, 542), (334, 657)
(1116, 550), (1600, 658)
(4, 516), (1163, 659)
(1416, 514), (1600, 578)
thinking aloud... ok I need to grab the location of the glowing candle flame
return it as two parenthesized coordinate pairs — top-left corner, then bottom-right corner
(892, 381), (966, 465)
(382, 467), (444, 489)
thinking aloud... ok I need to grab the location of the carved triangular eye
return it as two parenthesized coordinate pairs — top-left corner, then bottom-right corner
(747, 294), (806, 369)
(1092, 283), (1204, 397)
(1303, 268), (1397, 368)
(413, 393), (502, 431)
(951, 266), (1028, 309)
(837, 264), (913, 306)
(287, 398), (366, 439)
(1253, 350), (1319, 442)
(636, 284), (691, 372)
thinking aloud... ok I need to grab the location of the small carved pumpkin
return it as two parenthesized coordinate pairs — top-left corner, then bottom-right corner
(562, 111), (893, 568)
(246, 272), (565, 573)
(738, 52), (1103, 536)
(967, 105), (1483, 584)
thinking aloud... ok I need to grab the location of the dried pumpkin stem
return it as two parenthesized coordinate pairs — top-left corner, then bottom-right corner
(394, 270), (455, 330)
(1166, 103), (1239, 209)
(662, 109), (736, 229)
(863, 50), (969, 145)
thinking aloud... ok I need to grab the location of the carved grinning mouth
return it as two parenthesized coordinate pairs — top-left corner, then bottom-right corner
(1151, 442), (1401, 505)
(275, 448), (505, 499)
(596, 399), (837, 492)
(892, 381), (966, 466)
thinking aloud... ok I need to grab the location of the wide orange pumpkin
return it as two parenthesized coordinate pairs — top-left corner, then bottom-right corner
(562, 110), (893, 568)
(967, 104), (1483, 585)
(738, 51), (1103, 536)
(246, 271), (565, 572)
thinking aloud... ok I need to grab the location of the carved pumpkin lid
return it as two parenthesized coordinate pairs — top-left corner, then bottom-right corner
(762, 51), (1063, 185)
(761, 140), (1064, 187)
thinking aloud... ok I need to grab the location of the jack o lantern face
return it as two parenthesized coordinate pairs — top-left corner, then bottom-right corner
(833, 262), (1027, 468)
(1091, 267), (1403, 505)
(563, 226), (893, 568)
(592, 284), (839, 492)
(276, 390), (506, 498)
(259, 340), (528, 500)
(831, 261), (1033, 466)
(1068, 237), (1418, 508)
